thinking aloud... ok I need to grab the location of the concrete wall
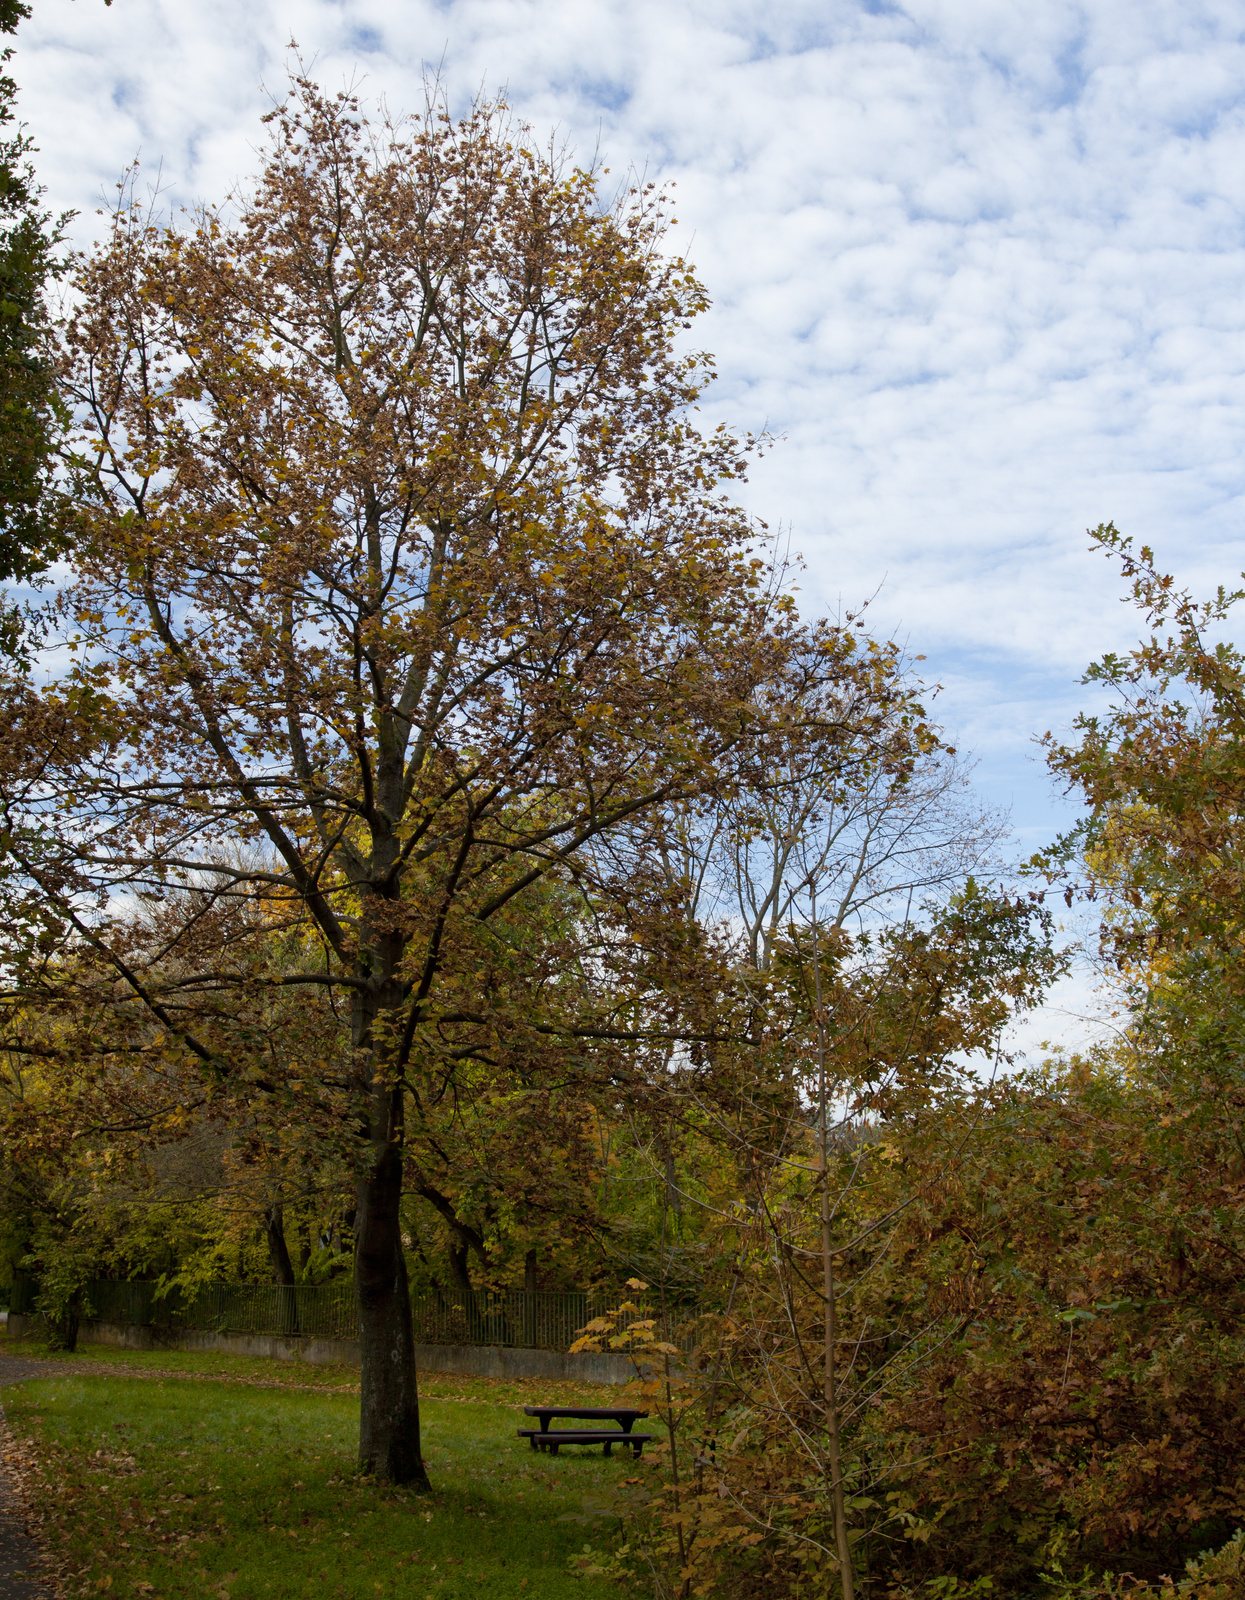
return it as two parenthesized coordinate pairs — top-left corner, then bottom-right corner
(7, 1313), (636, 1386)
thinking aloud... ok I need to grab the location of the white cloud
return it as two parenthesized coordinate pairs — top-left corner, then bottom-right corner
(17, 1), (1245, 855)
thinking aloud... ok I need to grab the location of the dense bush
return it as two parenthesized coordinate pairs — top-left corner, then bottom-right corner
(575, 1057), (1245, 1598)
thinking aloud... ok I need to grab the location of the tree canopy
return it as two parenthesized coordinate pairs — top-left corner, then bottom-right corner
(0, 78), (923, 1486)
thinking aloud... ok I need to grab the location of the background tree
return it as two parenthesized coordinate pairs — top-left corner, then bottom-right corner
(0, 0), (71, 599)
(1041, 524), (1245, 1100)
(565, 670), (1062, 1598)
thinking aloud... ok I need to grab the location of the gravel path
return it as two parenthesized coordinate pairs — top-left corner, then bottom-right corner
(0, 1366), (53, 1599)
(0, 1358), (68, 1388)
(0, 1353), (176, 1385)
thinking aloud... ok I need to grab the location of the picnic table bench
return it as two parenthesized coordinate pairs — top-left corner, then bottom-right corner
(517, 1405), (653, 1456)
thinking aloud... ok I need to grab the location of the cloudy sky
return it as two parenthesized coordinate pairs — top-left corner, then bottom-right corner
(16, 0), (1245, 1042)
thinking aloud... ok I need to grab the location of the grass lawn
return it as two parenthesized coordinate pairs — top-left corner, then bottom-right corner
(0, 1335), (361, 1389)
(1, 1340), (651, 1599)
(0, 1335), (609, 1407)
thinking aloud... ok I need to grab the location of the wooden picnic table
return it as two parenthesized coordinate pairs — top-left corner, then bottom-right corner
(518, 1404), (653, 1457)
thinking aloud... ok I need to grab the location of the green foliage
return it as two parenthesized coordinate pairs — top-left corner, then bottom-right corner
(1038, 527), (1245, 1097)
(0, 0), (71, 594)
(1170, 1528), (1245, 1598)
(25, 1213), (97, 1348)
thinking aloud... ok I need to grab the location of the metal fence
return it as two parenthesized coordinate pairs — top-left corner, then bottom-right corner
(17, 1277), (668, 1352)
(85, 1279), (359, 1342)
(409, 1288), (615, 1351)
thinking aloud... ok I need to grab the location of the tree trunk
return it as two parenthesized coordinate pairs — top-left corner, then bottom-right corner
(447, 1238), (486, 1343)
(664, 1143), (683, 1218)
(523, 1247), (538, 1348)
(811, 893), (856, 1600)
(298, 1224), (312, 1277)
(45, 1302), (79, 1352)
(355, 1083), (429, 1488)
(264, 1204), (297, 1285)
(264, 1203), (299, 1336)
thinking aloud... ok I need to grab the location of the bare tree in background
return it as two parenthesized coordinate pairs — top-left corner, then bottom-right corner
(603, 675), (1060, 1598)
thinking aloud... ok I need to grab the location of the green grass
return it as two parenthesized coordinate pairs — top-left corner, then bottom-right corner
(1, 1334), (360, 1389)
(1, 1349), (653, 1598)
(0, 1333), (625, 1407)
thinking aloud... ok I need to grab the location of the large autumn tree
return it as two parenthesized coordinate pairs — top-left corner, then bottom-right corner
(0, 79), (907, 1486)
